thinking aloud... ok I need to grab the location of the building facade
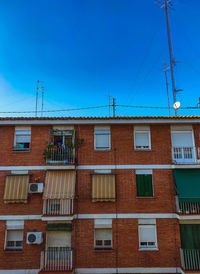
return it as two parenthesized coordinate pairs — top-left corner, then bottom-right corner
(0, 116), (199, 274)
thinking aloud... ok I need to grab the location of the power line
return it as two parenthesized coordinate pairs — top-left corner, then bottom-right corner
(0, 104), (199, 114)
(0, 105), (109, 114)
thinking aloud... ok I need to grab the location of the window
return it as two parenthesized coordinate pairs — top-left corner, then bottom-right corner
(138, 219), (157, 250)
(95, 228), (112, 248)
(136, 170), (153, 197)
(134, 126), (151, 150)
(5, 221), (24, 250)
(94, 126), (111, 150)
(94, 219), (112, 248)
(14, 127), (31, 151)
(6, 230), (23, 249)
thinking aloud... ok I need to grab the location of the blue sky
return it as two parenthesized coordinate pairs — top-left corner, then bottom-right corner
(0, 0), (200, 117)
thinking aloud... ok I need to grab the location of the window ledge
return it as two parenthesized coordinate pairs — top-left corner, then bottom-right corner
(94, 149), (111, 151)
(139, 248), (158, 251)
(94, 247), (113, 252)
(136, 196), (155, 199)
(134, 149), (151, 151)
(12, 149), (30, 152)
(4, 249), (23, 253)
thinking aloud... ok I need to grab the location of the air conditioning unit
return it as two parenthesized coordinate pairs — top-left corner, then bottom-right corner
(27, 232), (43, 244)
(28, 183), (43, 193)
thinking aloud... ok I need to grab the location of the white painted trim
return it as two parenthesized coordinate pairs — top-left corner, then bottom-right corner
(41, 216), (73, 221)
(0, 164), (200, 171)
(77, 213), (177, 219)
(0, 271), (39, 274)
(136, 169), (152, 175)
(76, 267), (183, 273)
(0, 213), (178, 221)
(78, 165), (171, 170)
(178, 215), (200, 220)
(0, 215), (41, 220)
(1, 118), (200, 125)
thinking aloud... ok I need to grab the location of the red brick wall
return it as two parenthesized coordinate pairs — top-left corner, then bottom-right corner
(0, 122), (191, 271)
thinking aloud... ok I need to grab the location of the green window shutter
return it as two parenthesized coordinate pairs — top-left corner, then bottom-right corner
(136, 174), (153, 197)
(180, 224), (200, 249)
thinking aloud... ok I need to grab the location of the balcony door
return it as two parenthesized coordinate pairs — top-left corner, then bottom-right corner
(171, 131), (195, 163)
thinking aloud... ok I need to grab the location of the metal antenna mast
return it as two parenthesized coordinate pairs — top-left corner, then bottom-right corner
(163, 62), (171, 116)
(35, 80), (45, 117)
(35, 80), (39, 117)
(161, 0), (177, 114)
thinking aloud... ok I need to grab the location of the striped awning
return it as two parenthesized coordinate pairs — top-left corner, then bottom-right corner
(92, 174), (116, 202)
(3, 175), (29, 203)
(43, 171), (75, 199)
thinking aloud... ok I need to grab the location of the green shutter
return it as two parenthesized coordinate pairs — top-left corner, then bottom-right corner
(180, 224), (200, 249)
(173, 169), (200, 199)
(136, 174), (153, 197)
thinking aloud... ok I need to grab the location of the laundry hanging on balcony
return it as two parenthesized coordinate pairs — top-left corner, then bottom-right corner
(43, 171), (75, 199)
(3, 175), (30, 203)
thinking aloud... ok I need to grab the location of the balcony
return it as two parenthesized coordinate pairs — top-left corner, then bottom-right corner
(43, 199), (73, 216)
(45, 147), (75, 165)
(180, 248), (200, 271)
(172, 146), (200, 164)
(177, 198), (200, 215)
(40, 247), (72, 271)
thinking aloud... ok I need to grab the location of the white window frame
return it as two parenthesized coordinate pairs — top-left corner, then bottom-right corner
(134, 126), (151, 150)
(94, 228), (112, 248)
(171, 128), (196, 163)
(94, 127), (111, 151)
(5, 230), (23, 250)
(14, 127), (31, 151)
(138, 224), (158, 250)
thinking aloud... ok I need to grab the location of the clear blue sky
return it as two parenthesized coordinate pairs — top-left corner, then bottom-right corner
(0, 0), (200, 117)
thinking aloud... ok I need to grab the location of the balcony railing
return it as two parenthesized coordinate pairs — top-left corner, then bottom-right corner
(43, 199), (73, 215)
(46, 147), (75, 164)
(41, 247), (72, 271)
(172, 146), (200, 164)
(178, 198), (200, 215)
(180, 248), (200, 271)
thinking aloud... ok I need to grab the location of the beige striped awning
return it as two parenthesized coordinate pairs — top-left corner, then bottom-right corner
(92, 174), (116, 202)
(3, 175), (29, 203)
(43, 171), (75, 199)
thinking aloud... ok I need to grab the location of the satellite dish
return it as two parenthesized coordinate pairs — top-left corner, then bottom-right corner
(173, 102), (181, 110)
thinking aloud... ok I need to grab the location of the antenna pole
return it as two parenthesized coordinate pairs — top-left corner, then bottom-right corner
(112, 98), (116, 117)
(163, 62), (171, 116)
(41, 89), (44, 117)
(36, 80), (39, 117)
(108, 94), (111, 117)
(164, 0), (177, 114)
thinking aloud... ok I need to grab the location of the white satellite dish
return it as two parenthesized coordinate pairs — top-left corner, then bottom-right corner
(173, 101), (181, 110)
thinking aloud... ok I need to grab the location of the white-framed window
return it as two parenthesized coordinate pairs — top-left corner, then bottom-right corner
(95, 228), (112, 248)
(5, 221), (24, 250)
(94, 219), (112, 248)
(6, 230), (23, 249)
(134, 126), (151, 150)
(138, 223), (157, 250)
(94, 126), (111, 150)
(14, 126), (31, 151)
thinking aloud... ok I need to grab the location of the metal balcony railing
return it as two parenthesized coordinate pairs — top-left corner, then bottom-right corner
(43, 199), (73, 215)
(41, 247), (72, 271)
(180, 248), (200, 271)
(46, 147), (75, 164)
(178, 198), (200, 215)
(172, 147), (199, 164)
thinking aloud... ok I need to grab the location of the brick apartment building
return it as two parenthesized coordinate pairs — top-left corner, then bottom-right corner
(0, 116), (199, 274)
